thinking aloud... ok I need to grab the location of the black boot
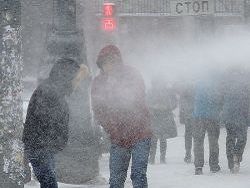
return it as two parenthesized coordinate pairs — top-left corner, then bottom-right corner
(233, 155), (240, 173)
(195, 167), (203, 175)
(210, 165), (221, 173)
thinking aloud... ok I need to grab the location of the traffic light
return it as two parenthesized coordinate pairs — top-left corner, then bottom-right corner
(0, 0), (21, 28)
(101, 2), (117, 32)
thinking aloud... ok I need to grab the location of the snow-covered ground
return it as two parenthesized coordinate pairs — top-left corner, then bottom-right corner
(24, 126), (250, 188)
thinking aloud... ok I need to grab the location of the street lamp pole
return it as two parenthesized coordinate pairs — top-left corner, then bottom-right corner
(0, 0), (24, 187)
(42, 0), (100, 184)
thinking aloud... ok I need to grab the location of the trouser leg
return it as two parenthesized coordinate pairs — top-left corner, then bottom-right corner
(159, 136), (167, 162)
(27, 150), (58, 188)
(235, 126), (248, 162)
(109, 144), (131, 188)
(185, 120), (193, 157)
(131, 138), (151, 188)
(226, 124), (236, 170)
(193, 119), (206, 168)
(207, 120), (220, 170)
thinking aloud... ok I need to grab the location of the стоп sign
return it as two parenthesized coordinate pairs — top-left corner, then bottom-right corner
(170, 0), (213, 16)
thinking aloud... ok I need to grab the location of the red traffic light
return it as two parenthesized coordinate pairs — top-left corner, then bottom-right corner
(102, 3), (116, 32)
(102, 17), (116, 32)
(103, 3), (115, 17)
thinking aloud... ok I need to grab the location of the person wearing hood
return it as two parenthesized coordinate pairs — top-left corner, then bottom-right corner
(22, 58), (89, 188)
(91, 45), (152, 188)
(221, 67), (250, 173)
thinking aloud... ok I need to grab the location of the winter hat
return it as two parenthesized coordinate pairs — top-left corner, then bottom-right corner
(49, 57), (80, 83)
(96, 45), (122, 69)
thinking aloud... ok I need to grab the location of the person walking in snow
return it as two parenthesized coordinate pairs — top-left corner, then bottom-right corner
(147, 79), (177, 164)
(91, 45), (152, 188)
(178, 82), (195, 163)
(192, 70), (223, 175)
(221, 67), (249, 173)
(22, 58), (89, 188)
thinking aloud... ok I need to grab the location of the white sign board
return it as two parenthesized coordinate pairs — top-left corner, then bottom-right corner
(170, 0), (214, 16)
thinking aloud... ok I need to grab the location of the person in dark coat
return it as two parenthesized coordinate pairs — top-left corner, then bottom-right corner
(148, 79), (177, 164)
(91, 45), (152, 188)
(178, 82), (195, 163)
(22, 58), (89, 188)
(192, 71), (223, 175)
(221, 67), (249, 173)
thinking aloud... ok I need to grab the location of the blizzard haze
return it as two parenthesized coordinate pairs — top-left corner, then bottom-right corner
(120, 25), (250, 88)
(20, 1), (250, 188)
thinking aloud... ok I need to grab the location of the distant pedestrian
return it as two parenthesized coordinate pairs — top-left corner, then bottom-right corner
(148, 79), (177, 164)
(179, 82), (195, 163)
(221, 67), (249, 173)
(192, 71), (223, 175)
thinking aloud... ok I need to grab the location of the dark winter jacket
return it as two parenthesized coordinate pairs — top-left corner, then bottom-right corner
(148, 85), (177, 138)
(22, 58), (80, 152)
(221, 69), (250, 127)
(91, 64), (152, 148)
(22, 79), (69, 152)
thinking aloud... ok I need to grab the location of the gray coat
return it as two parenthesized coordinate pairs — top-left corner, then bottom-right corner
(148, 86), (177, 139)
